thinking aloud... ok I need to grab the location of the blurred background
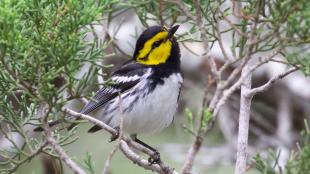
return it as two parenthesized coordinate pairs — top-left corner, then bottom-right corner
(1, 0), (310, 174)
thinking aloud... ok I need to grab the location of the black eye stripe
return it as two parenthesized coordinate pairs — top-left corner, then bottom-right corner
(152, 40), (163, 48)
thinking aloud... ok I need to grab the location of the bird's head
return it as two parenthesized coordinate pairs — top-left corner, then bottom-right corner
(133, 25), (180, 66)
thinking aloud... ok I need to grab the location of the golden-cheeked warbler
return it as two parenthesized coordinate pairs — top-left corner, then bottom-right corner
(36, 25), (182, 163)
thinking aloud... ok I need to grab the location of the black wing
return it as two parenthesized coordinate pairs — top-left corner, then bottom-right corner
(81, 62), (147, 114)
(68, 62), (148, 131)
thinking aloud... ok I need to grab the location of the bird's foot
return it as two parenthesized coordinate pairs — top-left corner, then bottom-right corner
(109, 127), (120, 142)
(148, 150), (161, 165)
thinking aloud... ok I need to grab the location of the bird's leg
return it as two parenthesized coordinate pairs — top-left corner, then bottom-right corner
(109, 126), (120, 142)
(130, 134), (161, 165)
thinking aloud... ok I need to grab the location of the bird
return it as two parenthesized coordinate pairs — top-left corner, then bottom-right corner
(35, 25), (183, 163)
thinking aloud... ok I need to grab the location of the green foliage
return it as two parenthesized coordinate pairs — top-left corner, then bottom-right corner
(183, 108), (196, 136)
(284, 1), (310, 75)
(252, 120), (310, 174)
(253, 150), (283, 174)
(286, 48), (310, 76)
(285, 121), (310, 174)
(0, 0), (115, 172)
(201, 108), (212, 128)
(0, 0), (111, 101)
(183, 107), (213, 136)
(81, 152), (96, 174)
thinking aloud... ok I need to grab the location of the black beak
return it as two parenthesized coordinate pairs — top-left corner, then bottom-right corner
(168, 25), (179, 39)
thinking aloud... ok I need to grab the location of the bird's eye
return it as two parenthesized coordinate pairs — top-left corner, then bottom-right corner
(152, 40), (162, 48)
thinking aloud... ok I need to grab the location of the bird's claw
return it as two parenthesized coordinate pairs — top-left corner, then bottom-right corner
(148, 150), (161, 165)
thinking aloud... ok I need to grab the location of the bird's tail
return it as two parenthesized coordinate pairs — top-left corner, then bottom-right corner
(33, 119), (79, 132)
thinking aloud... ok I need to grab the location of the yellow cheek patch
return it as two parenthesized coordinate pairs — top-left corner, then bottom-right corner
(137, 31), (172, 65)
(141, 41), (172, 65)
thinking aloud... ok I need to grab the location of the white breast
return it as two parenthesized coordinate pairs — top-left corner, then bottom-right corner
(105, 72), (183, 134)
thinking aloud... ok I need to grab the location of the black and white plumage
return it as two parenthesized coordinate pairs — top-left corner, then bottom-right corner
(81, 62), (183, 134)
(73, 25), (183, 135)
(35, 25), (182, 161)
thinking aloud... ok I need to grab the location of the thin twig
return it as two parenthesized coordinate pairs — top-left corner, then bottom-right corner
(213, 48), (282, 117)
(176, 0), (221, 172)
(102, 144), (119, 174)
(3, 141), (48, 173)
(62, 107), (117, 136)
(169, 0), (196, 21)
(214, 9), (230, 61)
(248, 67), (298, 96)
(40, 104), (87, 174)
(180, 136), (203, 174)
(218, 10), (248, 37)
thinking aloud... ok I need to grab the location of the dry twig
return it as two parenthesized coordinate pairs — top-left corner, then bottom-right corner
(40, 104), (87, 174)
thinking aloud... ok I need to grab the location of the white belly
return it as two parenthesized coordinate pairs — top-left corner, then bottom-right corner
(98, 73), (183, 134)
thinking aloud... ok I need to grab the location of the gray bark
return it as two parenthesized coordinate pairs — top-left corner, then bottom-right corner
(234, 65), (252, 174)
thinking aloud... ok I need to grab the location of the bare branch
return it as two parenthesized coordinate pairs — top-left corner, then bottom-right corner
(102, 144), (119, 174)
(40, 104), (87, 174)
(119, 141), (178, 174)
(248, 67), (298, 96)
(218, 10), (248, 37)
(62, 107), (177, 174)
(234, 64), (252, 174)
(193, 0), (219, 79)
(233, 63), (298, 174)
(180, 136), (203, 174)
(234, 2), (277, 173)
(214, 14), (230, 61)
(213, 48), (282, 117)
(62, 107), (117, 136)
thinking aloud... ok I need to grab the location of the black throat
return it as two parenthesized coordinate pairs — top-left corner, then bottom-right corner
(147, 61), (181, 98)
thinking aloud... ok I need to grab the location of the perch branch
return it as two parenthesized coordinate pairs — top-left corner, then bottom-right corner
(62, 107), (178, 174)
